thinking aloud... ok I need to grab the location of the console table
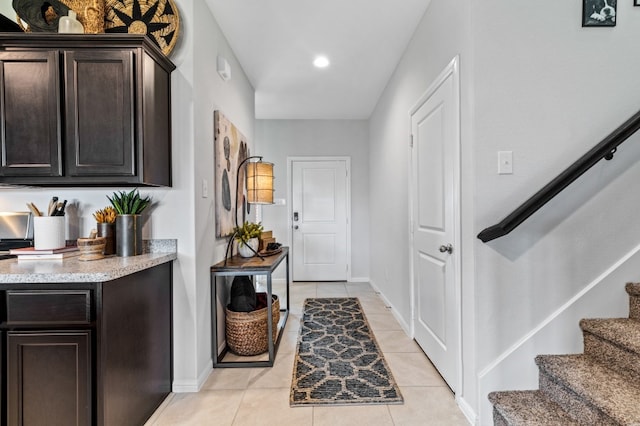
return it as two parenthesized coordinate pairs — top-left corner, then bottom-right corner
(210, 247), (289, 367)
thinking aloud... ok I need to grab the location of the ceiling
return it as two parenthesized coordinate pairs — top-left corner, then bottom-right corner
(204, 0), (432, 119)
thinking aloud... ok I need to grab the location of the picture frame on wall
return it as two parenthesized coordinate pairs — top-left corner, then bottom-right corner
(582, 0), (617, 27)
(214, 111), (249, 238)
(635, 0), (640, 6)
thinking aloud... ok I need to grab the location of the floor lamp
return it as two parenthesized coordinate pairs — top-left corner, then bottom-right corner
(224, 156), (274, 264)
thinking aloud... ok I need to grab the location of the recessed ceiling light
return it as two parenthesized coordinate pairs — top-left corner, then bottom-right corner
(313, 56), (330, 68)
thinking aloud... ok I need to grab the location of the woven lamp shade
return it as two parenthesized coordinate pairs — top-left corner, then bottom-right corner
(246, 161), (274, 204)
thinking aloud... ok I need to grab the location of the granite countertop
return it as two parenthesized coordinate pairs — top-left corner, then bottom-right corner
(0, 239), (177, 283)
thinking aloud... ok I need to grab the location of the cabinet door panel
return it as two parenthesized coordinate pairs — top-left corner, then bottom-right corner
(7, 331), (91, 426)
(0, 51), (61, 177)
(64, 50), (135, 177)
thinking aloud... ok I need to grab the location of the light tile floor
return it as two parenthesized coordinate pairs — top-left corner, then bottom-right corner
(146, 282), (469, 425)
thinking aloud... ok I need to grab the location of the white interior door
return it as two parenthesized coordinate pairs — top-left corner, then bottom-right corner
(410, 58), (460, 391)
(291, 159), (348, 281)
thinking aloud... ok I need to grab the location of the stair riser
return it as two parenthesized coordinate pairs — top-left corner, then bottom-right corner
(539, 372), (617, 425)
(630, 295), (640, 320)
(493, 409), (509, 426)
(583, 332), (640, 381)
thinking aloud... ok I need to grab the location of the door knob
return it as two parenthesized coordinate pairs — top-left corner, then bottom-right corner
(439, 244), (453, 254)
(294, 225), (299, 230)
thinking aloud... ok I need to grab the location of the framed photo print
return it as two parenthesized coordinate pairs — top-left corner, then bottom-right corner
(582, 0), (617, 27)
(635, 0), (640, 6)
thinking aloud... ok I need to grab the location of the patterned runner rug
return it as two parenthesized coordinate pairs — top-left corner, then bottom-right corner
(290, 297), (403, 406)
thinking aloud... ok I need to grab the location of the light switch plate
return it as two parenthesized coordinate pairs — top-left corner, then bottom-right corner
(498, 151), (513, 174)
(202, 179), (208, 198)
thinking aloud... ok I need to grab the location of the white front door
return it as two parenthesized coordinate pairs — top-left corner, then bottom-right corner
(291, 159), (349, 281)
(410, 57), (460, 391)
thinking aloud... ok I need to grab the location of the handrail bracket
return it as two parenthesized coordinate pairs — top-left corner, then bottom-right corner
(604, 147), (617, 161)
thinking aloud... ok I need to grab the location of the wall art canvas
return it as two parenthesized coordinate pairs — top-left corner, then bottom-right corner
(214, 111), (249, 237)
(583, 0), (616, 27)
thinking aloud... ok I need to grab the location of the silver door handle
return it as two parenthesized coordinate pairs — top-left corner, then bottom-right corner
(439, 244), (453, 254)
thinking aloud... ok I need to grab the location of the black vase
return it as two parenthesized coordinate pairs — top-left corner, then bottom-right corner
(115, 215), (142, 256)
(97, 222), (116, 255)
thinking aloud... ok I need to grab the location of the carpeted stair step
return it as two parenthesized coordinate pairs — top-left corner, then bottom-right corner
(488, 390), (579, 426)
(580, 318), (640, 381)
(626, 282), (640, 320)
(536, 354), (640, 425)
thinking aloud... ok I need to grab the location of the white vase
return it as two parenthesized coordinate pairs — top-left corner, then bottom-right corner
(238, 237), (259, 258)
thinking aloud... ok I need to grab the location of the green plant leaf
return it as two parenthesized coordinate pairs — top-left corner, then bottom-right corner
(107, 189), (152, 215)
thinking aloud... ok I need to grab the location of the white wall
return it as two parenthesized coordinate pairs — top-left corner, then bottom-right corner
(473, 0), (640, 423)
(192, 0), (256, 388)
(255, 120), (370, 281)
(0, 0), (256, 393)
(371, 0), (640, 422)
(368, 0), (475, 419)
(0, 5), (16, 22)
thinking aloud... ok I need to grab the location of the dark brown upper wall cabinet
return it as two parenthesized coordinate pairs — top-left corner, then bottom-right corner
(0, 34), (175, 187)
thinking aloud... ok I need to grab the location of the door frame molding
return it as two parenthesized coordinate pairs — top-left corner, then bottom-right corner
(408, 55), (462, 393)
(287, 156), (352, 281)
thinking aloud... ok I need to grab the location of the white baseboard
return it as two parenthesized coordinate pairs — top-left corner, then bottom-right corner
(172, 359), (213, 393)
(172, 380), (199, 393)
(349, 276), (370, 283)
(456, 395), (477, 425)
(369, 279), (411, 336)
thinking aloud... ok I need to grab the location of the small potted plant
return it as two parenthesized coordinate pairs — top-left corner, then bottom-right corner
(93, 206), (117, 255)
(107, 189), (151, 257)
(107, 189), (151, 215)
(233, 221), (263, 257)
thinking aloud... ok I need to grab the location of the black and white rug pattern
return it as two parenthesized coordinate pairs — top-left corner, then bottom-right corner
(290, 298), (403, 406)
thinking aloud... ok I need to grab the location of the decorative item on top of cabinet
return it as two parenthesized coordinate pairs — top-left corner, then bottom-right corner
(13, 0), (106, 33)
(61, 0), (105, 33)
(104, 0), (180, 56)
(0, 34), (175, 186)
(12, 0), (70, 32)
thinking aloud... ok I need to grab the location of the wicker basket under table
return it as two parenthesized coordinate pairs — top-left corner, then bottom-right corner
(225, 294), (280, 356)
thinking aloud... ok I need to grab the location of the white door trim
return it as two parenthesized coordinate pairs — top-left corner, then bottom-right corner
(287, 156), (352, 281)
(408, 55), (462, 393)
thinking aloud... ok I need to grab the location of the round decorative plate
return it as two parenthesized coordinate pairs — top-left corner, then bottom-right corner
(104, 0), (180, 56)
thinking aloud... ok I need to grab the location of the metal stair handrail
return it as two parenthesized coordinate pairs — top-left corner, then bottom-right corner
(478, 109), (640, 242)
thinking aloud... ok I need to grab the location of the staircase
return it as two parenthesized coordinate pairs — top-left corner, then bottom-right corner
(489, 283), (640, 425)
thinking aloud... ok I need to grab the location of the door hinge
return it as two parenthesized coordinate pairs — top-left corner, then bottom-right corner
(410, 134), (414, 148)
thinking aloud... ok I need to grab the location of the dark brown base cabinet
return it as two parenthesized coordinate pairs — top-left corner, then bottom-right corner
(0, 262), (172, 426)
(0, 34), (175, 187)
(8, 331), (91, 426)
